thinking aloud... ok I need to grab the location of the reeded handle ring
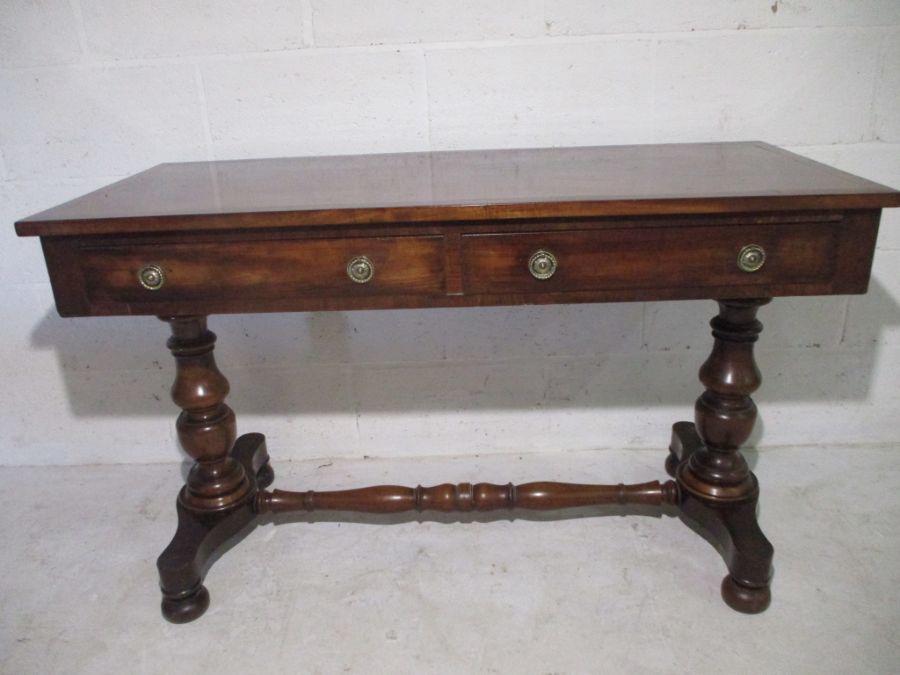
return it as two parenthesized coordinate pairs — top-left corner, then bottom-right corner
(347, 256), (375, 284)
(138, 264), (165, 290)
(528, 250), (558, 280)
(737, 244), (766, 273)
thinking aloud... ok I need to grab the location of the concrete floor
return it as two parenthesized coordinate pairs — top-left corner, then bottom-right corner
(1, 445), (899, 675)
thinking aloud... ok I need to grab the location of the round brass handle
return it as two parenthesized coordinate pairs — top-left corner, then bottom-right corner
(138, 264), (165, 290)
(737, 244), (766, 273)
(347, 255), (374, 284)
(528, 250), (558, 280)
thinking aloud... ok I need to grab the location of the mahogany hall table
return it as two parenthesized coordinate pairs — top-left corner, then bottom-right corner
(16, 142), (900, 623)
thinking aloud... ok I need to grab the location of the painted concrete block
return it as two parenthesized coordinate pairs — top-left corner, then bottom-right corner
(0, 0), (82, 67)
(212, 310), (449, 368)
(546, 0), (770, 35)
(875, 31), (900, 142)
(546, 0), (900, 35)
(643, 297), (848, 353)
(427, 40), (656, 150)
(758, 344), (900, 446)
(312, 0), (544, 46)
(767, 1), (900, 29)
(440, 303), (644, 362)
(79, 0), (305, 58)
(0, 64), (207, 180)
(0, 284), (63, 377)
(841, 250), (900, 348)
(201, 51), (429, 159)
(352, 361), (550, 456)
(655, 30), (880, 145)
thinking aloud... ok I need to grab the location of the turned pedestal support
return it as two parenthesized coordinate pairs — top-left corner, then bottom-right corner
(156, 317), (272, 623)
(667, 299), (774, 613)
(156, 302), (775, 623)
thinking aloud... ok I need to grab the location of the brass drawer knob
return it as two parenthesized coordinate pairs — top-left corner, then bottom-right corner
(737, 244), (766, 273)
(347, 256), (374, 284)
(138, 264), (165, 290)
(528, 249), (558, 280)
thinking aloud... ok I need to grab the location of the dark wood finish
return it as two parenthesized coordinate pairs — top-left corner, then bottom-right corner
(682, 299), (769, 500)
(83, 235), (445, 307)
(673, 299), (775, 613)
(15, 142), (900, 237)
(257, 479), (678, 514)
(165, 316), (251, 511)
(157, 317), (273, 622)
(157, 432), (272, 624)
(462, 221), (838, 294)
(15, 143), (900, 623)
(36, 210), (881, 317)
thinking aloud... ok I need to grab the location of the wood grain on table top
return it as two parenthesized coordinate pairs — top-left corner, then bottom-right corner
(16, 141), (900, 237)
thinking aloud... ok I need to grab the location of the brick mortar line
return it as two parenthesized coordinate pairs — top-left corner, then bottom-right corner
(2, 24), (899, 73)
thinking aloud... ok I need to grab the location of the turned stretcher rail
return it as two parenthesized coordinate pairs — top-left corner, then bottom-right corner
(255, 480), (679, 514)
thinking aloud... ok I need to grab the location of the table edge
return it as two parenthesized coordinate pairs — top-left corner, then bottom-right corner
(16, 193), (900, 238)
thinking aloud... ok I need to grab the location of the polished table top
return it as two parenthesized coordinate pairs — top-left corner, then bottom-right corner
(16, 142), (900, 237)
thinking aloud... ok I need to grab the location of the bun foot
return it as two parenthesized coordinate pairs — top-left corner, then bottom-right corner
(161, 584), (210, 624)
(721, 575), (771, 614)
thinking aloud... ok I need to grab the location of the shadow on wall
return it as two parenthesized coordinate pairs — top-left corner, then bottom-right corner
(27, 279), (900, 421)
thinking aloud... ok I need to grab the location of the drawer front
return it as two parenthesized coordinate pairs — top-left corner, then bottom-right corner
(82, 235), (445, 305)
(462, 222), (839, 294)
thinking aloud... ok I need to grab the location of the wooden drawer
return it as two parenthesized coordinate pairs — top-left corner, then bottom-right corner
(43, 214), (875, 317)
(81, 235), (445, 307)
(461, 222), (839, 295)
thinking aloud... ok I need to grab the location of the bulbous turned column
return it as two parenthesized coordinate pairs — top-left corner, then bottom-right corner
(679, 299), (768, 501)
(165, 316), (250, 511)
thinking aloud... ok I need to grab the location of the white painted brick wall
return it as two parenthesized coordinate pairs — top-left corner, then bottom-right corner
(0, 0), (82, 68)
(312, 0), (546, 46)
(655, 30), (881, 145)
(78, 0), (307, 58)
(426, 40), (657, 149)
(0, 65), (208, 180)
(201, 51), (430, 158)
(1, 2), (899, 466)
(877, 35), (900, 142)
(546, 0), (900, 35)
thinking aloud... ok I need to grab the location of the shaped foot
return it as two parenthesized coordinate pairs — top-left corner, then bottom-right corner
(161, 583), (211, 624)
(721, 574), (771, 614)
(677, 477), (774, 614)
(157, 433), (271, 623)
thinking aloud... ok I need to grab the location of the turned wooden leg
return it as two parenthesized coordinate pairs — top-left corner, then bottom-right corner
(156, 317), (270, 623)
(671, 299), (774, 613)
